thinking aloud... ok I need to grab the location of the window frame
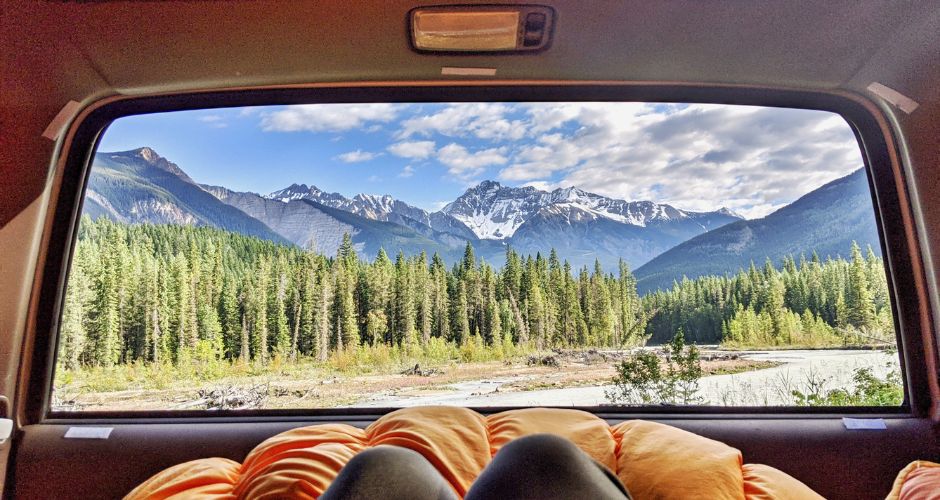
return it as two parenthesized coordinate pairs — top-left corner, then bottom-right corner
(26, 84), (932, 423)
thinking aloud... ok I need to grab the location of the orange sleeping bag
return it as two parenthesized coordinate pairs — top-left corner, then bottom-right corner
(126, 406), (822, 499)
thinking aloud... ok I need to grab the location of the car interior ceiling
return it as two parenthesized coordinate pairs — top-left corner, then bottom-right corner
(2, 2), (940, 499)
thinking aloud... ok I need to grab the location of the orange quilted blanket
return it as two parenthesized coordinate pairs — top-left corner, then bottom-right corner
(126, 407), (822, 499)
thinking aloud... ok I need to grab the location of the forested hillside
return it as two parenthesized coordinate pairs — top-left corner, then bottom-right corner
(59, 217), (892, 371)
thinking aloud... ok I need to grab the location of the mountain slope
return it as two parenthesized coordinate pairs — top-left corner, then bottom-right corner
(205, 184), (485, 260)
(86, 148), (289, 244)
(299, 200), (474, 259)
(509, 205), (677, 271)
(634, 168), (880, 294)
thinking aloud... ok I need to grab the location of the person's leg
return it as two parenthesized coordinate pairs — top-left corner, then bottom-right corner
(320, 445), (458, 500)
(466, 434), (631, 500)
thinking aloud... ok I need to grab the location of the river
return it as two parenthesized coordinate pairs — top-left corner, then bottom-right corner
(351, 349), (898, 408)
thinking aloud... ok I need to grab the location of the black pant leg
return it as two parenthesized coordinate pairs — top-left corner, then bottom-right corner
(320, 445), (458, 500)
(465, 434), (631, 500)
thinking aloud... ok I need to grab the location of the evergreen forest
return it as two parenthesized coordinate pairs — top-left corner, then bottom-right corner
(57, 217), (894, 371)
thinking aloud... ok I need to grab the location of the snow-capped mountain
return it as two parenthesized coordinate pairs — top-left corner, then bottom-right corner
(441, 181), (742, 241)
(80, 147), (880, 298)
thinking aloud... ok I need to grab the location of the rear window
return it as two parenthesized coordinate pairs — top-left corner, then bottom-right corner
(52, 102), (902, 412)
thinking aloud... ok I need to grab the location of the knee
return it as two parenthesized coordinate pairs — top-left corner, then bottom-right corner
(343, 445), (427, 475)
(496, 433), (584, 467)
(326, 445), (457, 500)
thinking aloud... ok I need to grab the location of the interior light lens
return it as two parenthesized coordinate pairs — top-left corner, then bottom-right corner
(411, 6), (554, 52)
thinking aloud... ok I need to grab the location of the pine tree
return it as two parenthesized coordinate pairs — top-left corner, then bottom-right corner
(316, 268), (331, 361)
(298, 252), (318, 355)
(393, 251), (416, 348)
(88, 229), (124, 366)
(588, 260), (614, 346)
(429, 253), (450, 341)
(846, 241), (876, 329)
(334, 257), (359, 351)
(452, 281), (471, 344)
(60, 217), (895, 368)
(618, 259), (644, 345)
(59, 260), (89, 370)
(219, 273), (241, 359)
(250, 257), (270, 363)
(269, 258), (291, 357)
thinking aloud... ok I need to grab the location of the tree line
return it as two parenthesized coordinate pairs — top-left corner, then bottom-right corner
(644, 242), (892, 346)
(59, 217), (647, 369)
(58, 218), (893, 370)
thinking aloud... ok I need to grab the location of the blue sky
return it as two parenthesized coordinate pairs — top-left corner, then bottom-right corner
(99, 102), (863, 218)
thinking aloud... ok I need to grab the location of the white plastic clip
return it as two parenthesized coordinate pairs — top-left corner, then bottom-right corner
(441, 67), (497, 76)
(0, 419), (13, 445)
(867, 83), (919, 114)
(64, 426), (113, 439)
(42, 100), (82, 141)
(843, 417), (886, 430)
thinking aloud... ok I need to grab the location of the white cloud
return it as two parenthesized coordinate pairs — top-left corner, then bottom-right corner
(367, 175), (381, 182)
(388, 140), (436, 159)
(335, 150), (380, 163)
(399, 103), (526, 141)
(494, 103), (862, 218)
(197, 114), (228, 128)
(437, 143), (508, 179)
(521, 180), (559, 191)
(398, 165), (416, 178)
(238, 107), (262, 117)
(261, 103), (400, 132)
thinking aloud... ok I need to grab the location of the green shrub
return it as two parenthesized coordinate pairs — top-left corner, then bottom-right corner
(422, 337), (458, 364)
(459, 334), (488, 363)
(792, 366), (903, 406)
(606, 330), (704, 405)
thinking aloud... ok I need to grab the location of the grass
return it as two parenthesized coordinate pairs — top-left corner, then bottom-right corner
(54, 339), (533, 404)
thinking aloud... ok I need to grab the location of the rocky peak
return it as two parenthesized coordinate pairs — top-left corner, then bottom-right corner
(551, 186), (589, 202)
(266, 183), (324, 202)
(474, 180), (501, 192)
(107, 147), (195, 184)
(717, 207), (744, 218)
(136, 147), (160, 163)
